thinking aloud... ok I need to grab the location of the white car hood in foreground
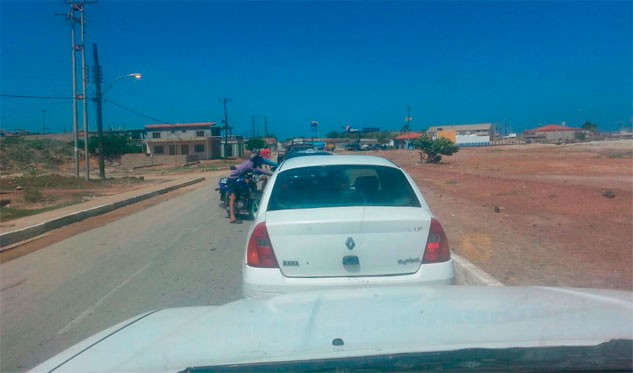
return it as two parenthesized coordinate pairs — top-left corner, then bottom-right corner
(31, 286), (633, 372)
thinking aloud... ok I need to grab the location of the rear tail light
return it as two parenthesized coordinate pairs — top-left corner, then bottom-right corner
(247, 222), (279, 268)
(422, 218), (451, 263)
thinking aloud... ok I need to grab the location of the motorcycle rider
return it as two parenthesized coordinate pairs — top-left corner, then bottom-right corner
(227, 152), (277, 224)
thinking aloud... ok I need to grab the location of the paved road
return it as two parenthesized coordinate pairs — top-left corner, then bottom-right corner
(0, 181), (248, 372)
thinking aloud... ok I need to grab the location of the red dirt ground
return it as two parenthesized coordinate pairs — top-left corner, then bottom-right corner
(375, 141), (632, 290)
(4, 142), (631, 290)
(0, 177), (157, 214)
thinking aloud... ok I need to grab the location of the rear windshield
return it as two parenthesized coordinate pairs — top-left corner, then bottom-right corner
(268, 165), (421, 211)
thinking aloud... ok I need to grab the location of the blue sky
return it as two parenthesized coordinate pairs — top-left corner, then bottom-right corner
(1, 1), (631, 139)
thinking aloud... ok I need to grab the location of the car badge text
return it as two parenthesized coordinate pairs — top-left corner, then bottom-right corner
(398, 257), (422, 265)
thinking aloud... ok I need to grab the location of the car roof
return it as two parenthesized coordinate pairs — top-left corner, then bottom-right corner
(278, 154), (400, 171)
(287, 144), (313, 150)
(283, 149), (333, 159)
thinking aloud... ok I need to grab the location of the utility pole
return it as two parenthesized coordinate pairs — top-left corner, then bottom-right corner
(80, 6), (89, 180)
(402, 105), (412, 133)
(93, 43), (106, 179)
(264, 116), (268, 138)
(68, 6), (79, 177)
(249, 115), (257, 138)
(41, 110), (47, 134)
(218, 98), (231, 157)
(66, 0), (95, 178)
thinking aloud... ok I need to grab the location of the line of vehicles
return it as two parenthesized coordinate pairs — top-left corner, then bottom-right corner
(31, 145), (633, 372)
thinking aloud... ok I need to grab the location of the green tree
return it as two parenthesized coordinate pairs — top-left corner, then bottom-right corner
(414, 136), (459, 163)
(87, 134), (141, 160)
(246, 138), (267, 151)
(581, 121), (599, 134)
(326, 131), (340, 138)
(375, 132), (392, 145)
(575, 132), (587, 141)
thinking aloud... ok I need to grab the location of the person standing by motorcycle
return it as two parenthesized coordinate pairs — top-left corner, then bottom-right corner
(227, 153), (275, 224)
(260, 146), (272, 170)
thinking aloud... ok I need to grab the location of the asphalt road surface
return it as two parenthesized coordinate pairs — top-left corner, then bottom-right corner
(0, 181), (248, 372)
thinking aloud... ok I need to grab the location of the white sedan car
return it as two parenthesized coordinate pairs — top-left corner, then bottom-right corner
(242, 155), (455, 297)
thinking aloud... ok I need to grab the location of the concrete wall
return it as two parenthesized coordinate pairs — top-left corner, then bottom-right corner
(456, 134), (491, 147)
(147, 141), (211, 159)
(121, 154), (198, 169)
(544, 131), (576, 142)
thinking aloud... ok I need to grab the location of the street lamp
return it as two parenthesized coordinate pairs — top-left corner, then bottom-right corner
(103, 73), (142, 95)
(93, 44), (142, 179)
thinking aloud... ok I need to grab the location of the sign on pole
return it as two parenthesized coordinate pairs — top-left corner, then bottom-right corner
(311, 121), (320, 139)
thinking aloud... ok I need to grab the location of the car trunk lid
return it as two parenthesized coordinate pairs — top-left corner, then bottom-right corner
(265, 207), (431, 278)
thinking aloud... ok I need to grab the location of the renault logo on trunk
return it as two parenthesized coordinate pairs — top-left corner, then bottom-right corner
(346, 237), (356, 250)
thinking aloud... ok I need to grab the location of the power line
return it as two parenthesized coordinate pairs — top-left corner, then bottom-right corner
(1, 93), (166, 125)
(1, 94), (73, 99)
(1, 100), (72, 112)
(103, 99), (169, 124)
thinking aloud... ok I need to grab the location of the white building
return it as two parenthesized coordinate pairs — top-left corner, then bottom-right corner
(145, 122), (222, 159)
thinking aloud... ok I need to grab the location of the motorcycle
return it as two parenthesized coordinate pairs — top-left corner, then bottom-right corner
(216, 171), (262, 220)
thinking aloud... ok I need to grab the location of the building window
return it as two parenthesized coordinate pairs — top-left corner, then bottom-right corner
(152, 132), (161, 139)
(194, 144), (205, 152)
(182, 130), (186, 133)
(196, 130), (205, 137)
(170, 130), (175, 134)
(154, 145), (164, 154)
(181, 145), (189, 155)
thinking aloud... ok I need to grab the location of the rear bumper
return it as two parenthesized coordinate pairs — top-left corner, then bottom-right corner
(242, 260), (456, 298)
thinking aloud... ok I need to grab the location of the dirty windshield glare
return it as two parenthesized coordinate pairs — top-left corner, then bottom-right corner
(268, 165), (421, 210)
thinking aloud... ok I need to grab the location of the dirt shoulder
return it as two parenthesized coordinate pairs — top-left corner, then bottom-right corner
(375, 141), (632, 290)
(0, 158), (235, 224)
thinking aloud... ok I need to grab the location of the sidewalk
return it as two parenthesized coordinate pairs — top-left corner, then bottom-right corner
(0, 174), (209, 249)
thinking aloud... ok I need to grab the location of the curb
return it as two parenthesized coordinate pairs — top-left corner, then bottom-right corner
(452, 253), (504, 286)
(0, 177), (205, 249)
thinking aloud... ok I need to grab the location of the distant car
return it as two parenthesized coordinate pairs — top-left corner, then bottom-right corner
(276, 143), (315, 163)
(360, 143), (382, 150)
(281, 148), (333, 161)
(242, 155), (455, 297)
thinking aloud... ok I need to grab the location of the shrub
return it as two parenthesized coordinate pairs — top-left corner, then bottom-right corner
(414, 136), (459, 163)
(24, 185), (43, 203)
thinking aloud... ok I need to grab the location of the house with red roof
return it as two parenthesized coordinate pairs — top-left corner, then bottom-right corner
(393, 132), (423, 149)
(523, 124), (581, 142)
